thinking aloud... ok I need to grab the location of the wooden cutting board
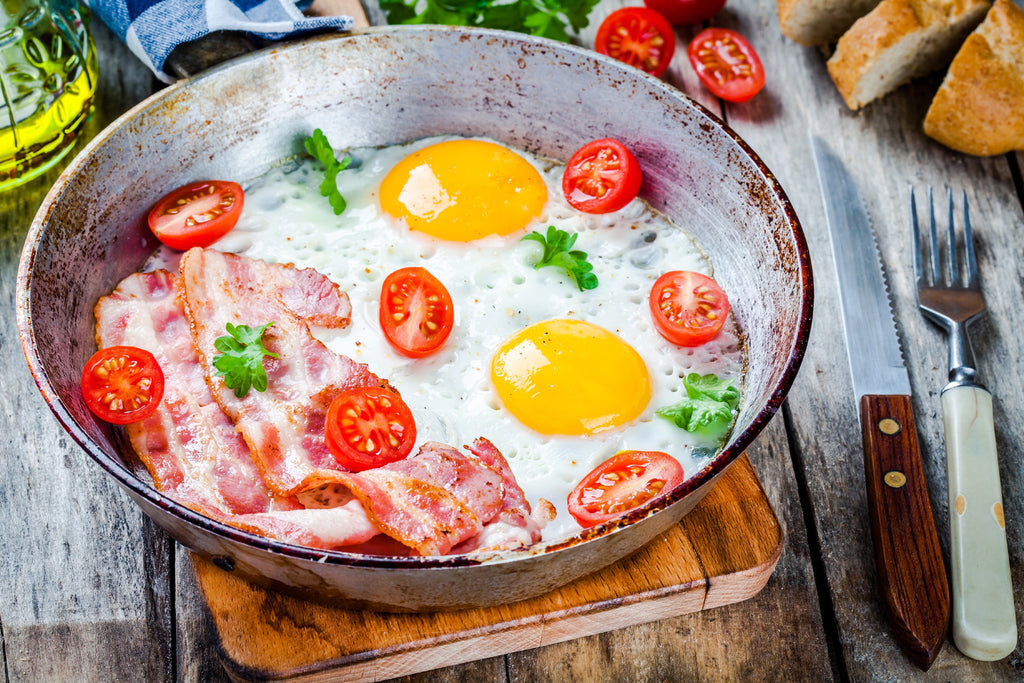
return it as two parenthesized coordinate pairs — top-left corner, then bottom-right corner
(192, 454), (782, 682)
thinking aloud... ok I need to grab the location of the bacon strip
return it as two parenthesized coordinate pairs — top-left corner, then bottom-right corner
(454, 438), (555, 553)
(95, 270), (385, 550)
(177, 248), (384, 497)
(331, 442), (505, 556)
(95, 270), (280, 519)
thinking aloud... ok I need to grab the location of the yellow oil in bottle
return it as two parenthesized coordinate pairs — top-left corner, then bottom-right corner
(0, 0), (97, 191)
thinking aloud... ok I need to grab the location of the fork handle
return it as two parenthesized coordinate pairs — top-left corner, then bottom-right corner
(942, 384), (1018, 660)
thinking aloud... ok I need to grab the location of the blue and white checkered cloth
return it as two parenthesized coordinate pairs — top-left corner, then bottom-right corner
(86, 0), (355, 82)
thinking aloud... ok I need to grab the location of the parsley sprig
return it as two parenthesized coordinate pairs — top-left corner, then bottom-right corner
(213, 322), (279, 398)
(656, 373), (740, 445)
(522, 225), (598, 291)
(303, 129), (352, 215)
(380, 0), (600, 42)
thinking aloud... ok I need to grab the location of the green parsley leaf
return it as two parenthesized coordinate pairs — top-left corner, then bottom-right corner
(522, 225), (599, 291)
(303, 129), (352, 216)
(656, 373), (740, 445)
(379, 0), (600, 42)
(212, 322), (280, 398)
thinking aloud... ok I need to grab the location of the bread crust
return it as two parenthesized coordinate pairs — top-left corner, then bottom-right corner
(923, 0), (1024, 155)
(778, 0), (883, 46)
(826, 0), (990, 110)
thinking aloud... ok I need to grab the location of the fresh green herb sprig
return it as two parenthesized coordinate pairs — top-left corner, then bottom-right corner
(380, 0), (600, 42)
(303, 129), (352, 215)
(213, 322), (279, 398)
(656, 373), (740, 445)
(522, 225), (598, 291)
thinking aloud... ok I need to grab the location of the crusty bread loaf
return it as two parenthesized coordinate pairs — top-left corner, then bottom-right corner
(923, 0), (1024, 155)
(826, 0), (990, 110)
(778, 0), (883, 46)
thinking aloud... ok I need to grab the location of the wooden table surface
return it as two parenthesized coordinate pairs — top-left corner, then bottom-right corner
(2, 0), (1022, 680)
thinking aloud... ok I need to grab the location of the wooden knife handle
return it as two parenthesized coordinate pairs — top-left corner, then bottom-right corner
(860, 394), (950, 670)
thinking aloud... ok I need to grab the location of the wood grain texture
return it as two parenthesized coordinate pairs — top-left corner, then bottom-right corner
(860, 394), (950, 669)
(3, 0), (1024, 681)
(191, 455), (780, 683)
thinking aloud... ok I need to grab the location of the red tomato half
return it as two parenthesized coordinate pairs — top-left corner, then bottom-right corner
(562, 138), (643, 214)
(325, 386), (417, 472)
(687, 28), (765, 103)
(595, 7), (676, 78)
(379, 267), (455, 358)
(568, 450), (685, 528)
(81, 346), (165, 425)
(643, 0), (726, 25)
(148, 180), (245, 250)
(649, 270), (730, 346)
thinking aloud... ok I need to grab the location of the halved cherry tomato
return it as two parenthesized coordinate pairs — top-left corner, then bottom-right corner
(147, 180), (245, 250)
(568, 450), (685, 528)
(379, 267), (455, 358)
(687, 28), (765, 103)
(562, 138), (643, 214)
(643, 0), (726, 25)
(325, 386), (417, 472)
(649, 270), (730, 346)
(81, 346), (165, 425)
(594, 7), (676, 78)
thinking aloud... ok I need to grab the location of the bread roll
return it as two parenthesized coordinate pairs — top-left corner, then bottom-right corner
(826, 0), (990, 110)
(923, 0), (1024, 155)
(778, 0), (883, 46)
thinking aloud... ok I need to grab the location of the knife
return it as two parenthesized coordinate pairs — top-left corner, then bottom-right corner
(810, 136), (950, 670)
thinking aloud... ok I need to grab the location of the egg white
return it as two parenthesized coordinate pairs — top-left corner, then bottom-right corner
(214, 135), (745, 543)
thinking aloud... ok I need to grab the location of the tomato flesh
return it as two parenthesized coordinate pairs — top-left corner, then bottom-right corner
(148, 180), (245, 250)
(595, 7), (676, 78)
(379, 267), (455, 358)
(649, 271), (730, 346)
(81, 346), (165, 425)
(325, 386), (417, 472)
(688, 28), (765, 103)
(562, 138), (643, 214)
(568, 451), (685, 528)
(643, 0), (726, 25)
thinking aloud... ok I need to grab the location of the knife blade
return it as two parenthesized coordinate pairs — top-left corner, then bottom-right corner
(810, 136), (950, 670)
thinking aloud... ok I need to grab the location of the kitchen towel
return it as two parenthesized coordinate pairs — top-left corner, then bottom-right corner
(85, 0), (354, 82)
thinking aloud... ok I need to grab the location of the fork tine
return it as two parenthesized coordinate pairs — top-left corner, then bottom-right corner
(928, 186), (942, 283)
(963, 191), (978, 289)
(947, 187), (958, 286)
(911, 187), (925, 284)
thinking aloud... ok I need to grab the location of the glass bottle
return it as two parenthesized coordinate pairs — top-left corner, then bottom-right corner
(0, 0), (97, 191)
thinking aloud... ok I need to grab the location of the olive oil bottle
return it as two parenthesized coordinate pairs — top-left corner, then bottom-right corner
(0, 0), (97, 191)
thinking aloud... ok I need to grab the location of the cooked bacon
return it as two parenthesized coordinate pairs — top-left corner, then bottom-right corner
(233, 500), (379, 550)
(94, 270), (283, 519)
(331, 441), (505, 556)
(177, 248), (384, 497)
(453, 437), (555, 553)
(99, 251), (552, 557)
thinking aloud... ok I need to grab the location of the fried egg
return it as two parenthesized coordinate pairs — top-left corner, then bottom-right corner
(214, 135), (744, 542)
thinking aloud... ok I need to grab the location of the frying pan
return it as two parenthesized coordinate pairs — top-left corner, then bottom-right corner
(16, 26), (812, 611)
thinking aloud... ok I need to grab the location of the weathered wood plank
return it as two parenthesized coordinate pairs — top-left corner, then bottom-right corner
(0, 21), (172, 683)
(721, 0), (1023, 678)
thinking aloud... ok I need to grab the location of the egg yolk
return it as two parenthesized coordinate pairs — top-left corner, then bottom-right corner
(379, 139), (547, 242)
(491, 319), (652, 435)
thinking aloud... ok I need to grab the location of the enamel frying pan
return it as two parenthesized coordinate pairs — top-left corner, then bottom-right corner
(17, 26), (812, 611)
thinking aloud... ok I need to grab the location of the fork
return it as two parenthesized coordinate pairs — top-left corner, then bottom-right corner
(911, 187), (1017, 661)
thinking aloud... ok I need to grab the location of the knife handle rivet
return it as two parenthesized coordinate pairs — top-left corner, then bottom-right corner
(884, 471), (907, 489)
(877, 418), (901, 435)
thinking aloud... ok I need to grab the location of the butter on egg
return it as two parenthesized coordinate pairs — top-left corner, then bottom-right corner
(379, 139), (547, 242)
(491, 319), (652, 436)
